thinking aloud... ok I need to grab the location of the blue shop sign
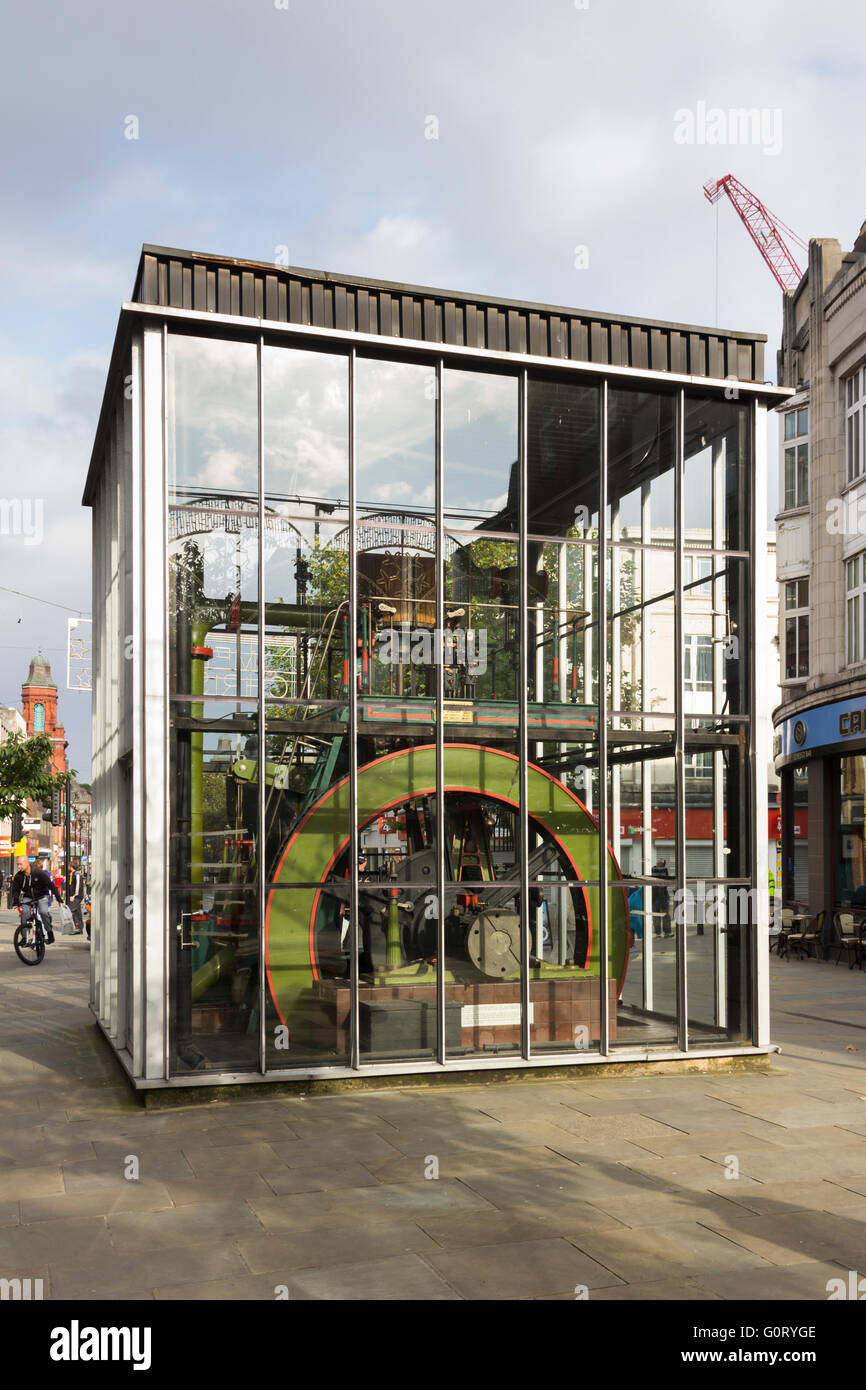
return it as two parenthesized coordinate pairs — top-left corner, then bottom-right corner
(775, 694), (866, 764)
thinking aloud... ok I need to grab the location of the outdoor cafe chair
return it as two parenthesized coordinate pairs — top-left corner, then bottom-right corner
(830, 911), (863, 970)
(785, 910), (825, 962)
(773, 907), (796, 958)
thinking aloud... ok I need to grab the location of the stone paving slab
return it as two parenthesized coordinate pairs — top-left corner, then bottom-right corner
(285, 1253), (461, 1301)
(583, 1190), (746, 1229)
(49, 1245), (251, 1300)
(107, 1199), (264, 1251)
(236, 1220), (441, 1274)
(701, 1209), (866, 1267)
(427, 1236), (625, 1299)
(590, 1278), (722, 1301)
(21, 1185), (175, 1222)
(694, 1260), (854, 1300)
(457, 1163), (667, 1213)
(165, 1173), (279, 1205)
(568, 1221), (775, 1282)
(263, 1161), (383, 1194)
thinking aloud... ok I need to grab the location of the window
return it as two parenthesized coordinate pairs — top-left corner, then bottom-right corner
(685, 750), (713, 778)
(846, 371), (864, 483)
(782, 406), (808, 510)
(784, 578), (809, 680)
(846, 554), (866, 665)
(33, 702), (44, 732)
(684, 634), (713, 692)
(684, 554), (713, 597)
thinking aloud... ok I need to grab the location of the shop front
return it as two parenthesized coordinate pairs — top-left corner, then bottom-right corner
(775, 690), (866, 914)
(84, 246), (785, 1089)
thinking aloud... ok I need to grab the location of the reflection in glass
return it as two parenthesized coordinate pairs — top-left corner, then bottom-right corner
(608, 387), (676, 541)
(684, 395), (752, 553)
(167, 335), (258, 497)
(443, 368), (518, 524)
(263, 345), (348, 503)
(527, 377), (600, 539)
(355, 358), (435, 518)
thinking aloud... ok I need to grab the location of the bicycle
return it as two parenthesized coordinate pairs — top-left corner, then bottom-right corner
(13, 900), (47, 966)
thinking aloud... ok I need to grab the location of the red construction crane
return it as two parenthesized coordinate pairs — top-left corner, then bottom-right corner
(703, 174), (807, 293)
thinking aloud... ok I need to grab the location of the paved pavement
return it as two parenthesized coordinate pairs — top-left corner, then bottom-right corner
(2, 905), (866, 1301)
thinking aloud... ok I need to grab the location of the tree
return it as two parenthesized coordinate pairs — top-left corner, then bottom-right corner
(0, 733), (71, 822)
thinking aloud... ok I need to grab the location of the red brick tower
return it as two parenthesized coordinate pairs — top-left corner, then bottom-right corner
(22, 651), (66, 774)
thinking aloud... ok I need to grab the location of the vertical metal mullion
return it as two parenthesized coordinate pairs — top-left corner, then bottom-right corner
(712, 437), (727, 1027)
(348, 349), (360, 1069)
(640, 481), (653, 1011)
(675, 389), (688, 1052)
(518, 369), (530, 1059)
(750, 397), (769, 1047)
(435, 359), (445, 1065)
(161, 322), (171, 1081)
(598, 381), (610, 1057)
(257, 336), (266, 1074)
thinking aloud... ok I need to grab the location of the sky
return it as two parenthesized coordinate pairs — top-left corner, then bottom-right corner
(1, 0), (864, 781)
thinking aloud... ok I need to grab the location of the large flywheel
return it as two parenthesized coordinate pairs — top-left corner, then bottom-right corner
(265, 744), (629, 1027)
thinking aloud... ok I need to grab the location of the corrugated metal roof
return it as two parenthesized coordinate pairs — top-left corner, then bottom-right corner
(134, 244), (767, 383)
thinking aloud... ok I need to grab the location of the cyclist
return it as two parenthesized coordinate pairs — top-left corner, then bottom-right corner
(11, 855), (61, 944)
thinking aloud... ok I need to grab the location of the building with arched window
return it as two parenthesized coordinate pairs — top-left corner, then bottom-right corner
(21, 651), (66, 775)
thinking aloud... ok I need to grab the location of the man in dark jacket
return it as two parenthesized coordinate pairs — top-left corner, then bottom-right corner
(11, 856), (61, 944)
(652, 860), (672, 938)
(68, 858), (86, 935)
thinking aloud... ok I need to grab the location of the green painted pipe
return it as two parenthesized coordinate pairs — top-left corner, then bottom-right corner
(385, 890), (403, 969)
(191, 943), (237, 1003)
(189, 619), (210, 974)
(265, 743), (628, 1026)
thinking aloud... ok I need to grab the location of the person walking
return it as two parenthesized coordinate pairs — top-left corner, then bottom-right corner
(68, 857), (86, 936)
(11, 856), (61, 943)
(652, 859), (673, 938)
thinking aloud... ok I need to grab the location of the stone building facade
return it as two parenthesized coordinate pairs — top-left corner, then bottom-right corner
(774, 223), (866, 916)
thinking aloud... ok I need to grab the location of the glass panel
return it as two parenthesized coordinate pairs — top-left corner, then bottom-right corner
(685, 395), (752, 552)
(443, 367), (518, 527)
(784, 449), (796, 509)
(848, 413), (860, 483)
(262, 519), (350, 1069)
(797, 407), (809, 435)
(797, 614), (809, 677)
(526, 724), (602, 1056)
(785, 616), (797, 680)
(784, 412), (796, 441)
(685, 877), (753, 1045)
(169, 717), (261, 1073)
(527, 376), (600, 538)
(608, 387), (676, 544)
(700, 556), (750, 716)
(610, 734), (678, 1049)
(166, 341), (262, 1081)
(444, 531), (518, 704)
(167, 335), (258, 498)
(839, 756), (866, 906)
(608, 545), (676, 717)
(355, 358), (435, 522)
(262, 344), (349, 506)
(797, 444), (808, 505)
(687, 719), (751, 879)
